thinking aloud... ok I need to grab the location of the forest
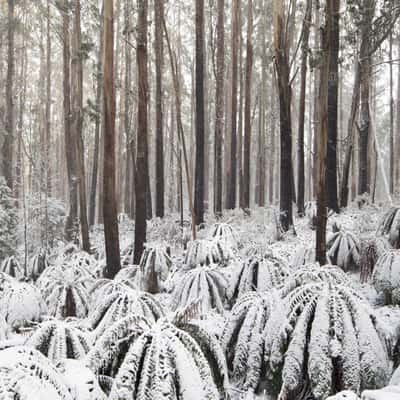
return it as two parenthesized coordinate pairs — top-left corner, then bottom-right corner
(1, 0), (400, 399)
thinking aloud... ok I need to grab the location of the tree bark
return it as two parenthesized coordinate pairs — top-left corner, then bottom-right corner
(134, 0), (149, 263)
(214, 0), (224, 216)
(389, 31), (394, 194)
(103, 0), (121, 277)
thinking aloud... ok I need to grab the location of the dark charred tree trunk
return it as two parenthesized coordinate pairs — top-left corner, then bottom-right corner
(214, 0), (224, 216)
(194, 0), (205, 225)
(326, 0), (339, 213)
(243, 0), (253, 210)
(134, 0), (149, 263)
(155, 0), (164, 218)
(103, 0), (121, 278)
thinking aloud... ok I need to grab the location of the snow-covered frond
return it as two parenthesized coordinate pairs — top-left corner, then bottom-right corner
(265, 282), (390, 399)
(184, 239), (231, 269)
(108, 317), (223, 400)
(377, 207), (400, 248)
(88, 289), (164, 339)
(0, 315), (10, 341)
(0, 275), (46, 329)
(172, 266), (228, 315)
(208, 222), (241, 250)
(89, 279), (137, 308)
(290, 246), (316, 269)
(360, 236), (390, 283)
(27, 248), (49, 281)
(281, 264), (352, 297)
(120, 243), (135, 267)
(0, 255), (24, 280)
(114, 265), (141, 285)
(305, 201), (317, 228)
(372, 249), (400, 304)
(0, 346), (73, 400)
(139, 244), (172, 293)
(327, 229), (361, 271)
(25, 319), (91, 362)
(228, 255), (289, 303)
(221, 290), (279, 389)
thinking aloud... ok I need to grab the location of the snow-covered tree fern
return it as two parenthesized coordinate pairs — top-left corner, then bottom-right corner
(87, 314), (228, 399)
(114, 265), (141, 285)
(184, 239), (231, 269)
(377, 207), (400, 248)
(90, 279), (138, 308)
(139, 244), (172, 293)
(88, 289), (164, 339)
(228, 255), (289, 303)
(0, 346), (73, 400)
(327, 228), (361, 271)
(372, 250), (400, 304)
(0, 178), (17, 262)
(221, 290), (279, 388)
(0, 255), (24, 279)
(360, 236), (390, 283)
(208, 222), (240, 250)
(0, 273), (46, 329)
(263, 282), (390, 399)
(25, 319), (90, 362)
(172, 266), (228, 314)
(27, 248), (49, 281)
(290, 246), (316, 269)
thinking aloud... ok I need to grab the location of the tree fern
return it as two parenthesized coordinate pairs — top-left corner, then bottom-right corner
(25, 319), (90, 362)
(208, 222), (240, 250)
(172, 266), (228, 314)
(0, 256), (24, 280)
(377, 207), (400, 248)
(27, 248), (49, 281)
(327, 229), (361, 271)
(263, 282), (389, 399)
(184, 239), (231, 269)
(360, 236), (390, 283)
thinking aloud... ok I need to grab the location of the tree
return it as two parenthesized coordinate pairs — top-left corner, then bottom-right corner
(274, 0), (293, 232)
(243, 0), (253, 210)
(194, 0), (205, 225)
(155, 0), (164, 218)
(227, 0), (240, 210)
(214, 0), (225, 216)
(3, 0), (15, 190)
(134, 0), (149, 263)
(103, 0), (121, 278)
(297, 0), (312, 217)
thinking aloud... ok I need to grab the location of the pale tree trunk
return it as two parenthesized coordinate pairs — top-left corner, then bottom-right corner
(45, 0), (52, 196)
(243, 0), (253, 210)
(134, 0), (149, 263)
(214, 0), (224, 216)
(396, 34), (400, 193)
(389, 31), (394, 194)
(297, 0), (312, 216)
(103, 0), (121, 277)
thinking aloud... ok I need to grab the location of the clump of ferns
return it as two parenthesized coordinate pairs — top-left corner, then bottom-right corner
(184, 238), (233, 269)
(172, 266), (228, 315)
(208, 222), (241, 251)
(25, 319), (91, 363)
(138, 244), (172, 293)
(326, 225), (361, 271)
(88, 288), (164, 339)
(120, 243), (135, 267)
(221, 290), (280, 390)
(27, 248), (49, 281)
(86, 308), (228, 399)
(260, 282), (390, 400)
(372, 249), (400, 305)
(359, 236), (390, 283)
(0, 256), (24, 280)
(37, 262), (94, 319)
(290, 246), (316, 269)
(228, 254), (289, 304)
(377, 206), (400, 248)
(0, 273), (46, 329)
(0, 346), (74, 400)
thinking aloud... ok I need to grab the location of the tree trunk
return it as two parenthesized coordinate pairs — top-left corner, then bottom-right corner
(274, 0), (293, 232)
(194, 0), (205, 225)
(243, 0), (253, 210)
(155, 0), (164, 218)
(396, 34), (400, 192)
(297, 0), (312, 216)
(214, 0), (224, 216)
(227, 0), (240, 209)
(389, 31), (394, 194)
(134, 0), (149, 263)
(45, 0), (52, 196)
(103, 0), (121, 277)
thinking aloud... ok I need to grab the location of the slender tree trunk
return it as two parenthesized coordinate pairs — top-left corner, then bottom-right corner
(3, 0), (15, 190)
(389, 31), (394, 194)
(103, 0), (121, 277)
(274, 0), (293, 232)
(194, 0), (205, 225)
(297, 0), (312, 216)
(89, 5), (104, 227)
(227, 0), (240, 209)
(45, 0), (52, 196)
(396, 34), (400, 192)
(214, 0), (224, 216)
(134, 0), (149, 263)
(155, 0), (164, 217)
(243, 0), (253, 210)
(326, 0), (340, 212)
